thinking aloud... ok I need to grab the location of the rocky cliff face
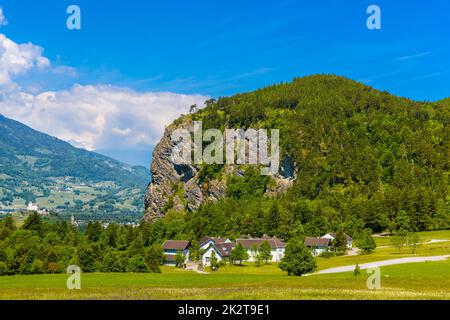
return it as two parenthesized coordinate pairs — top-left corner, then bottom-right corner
(143, 116), (295, 221)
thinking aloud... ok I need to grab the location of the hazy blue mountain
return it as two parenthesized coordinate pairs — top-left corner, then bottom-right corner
(96, 148), (154, 168)
(0, 114), (150, 220)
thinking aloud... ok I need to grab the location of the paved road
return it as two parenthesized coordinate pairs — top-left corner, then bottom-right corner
(312, 255), (450, 275)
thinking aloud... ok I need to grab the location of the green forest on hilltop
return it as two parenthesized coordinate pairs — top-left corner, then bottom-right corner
(147, 75), (450, 242)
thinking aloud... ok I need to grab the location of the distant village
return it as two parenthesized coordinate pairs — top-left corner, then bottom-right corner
(0, 202), (51, 216)
(0, 176), (142, 224)
(162, 233), (353, 268)
(0, 201), (140, 229)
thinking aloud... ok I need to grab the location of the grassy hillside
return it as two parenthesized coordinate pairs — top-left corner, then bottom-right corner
(438, 97), (450, 107)
(0, 114), (149, 219)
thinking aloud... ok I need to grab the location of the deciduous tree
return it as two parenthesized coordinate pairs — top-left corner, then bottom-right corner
(279, 238), (316, 276)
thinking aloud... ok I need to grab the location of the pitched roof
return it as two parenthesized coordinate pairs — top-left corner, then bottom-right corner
(199, 237), (211, 247)
(304, 237), (331, 247)
(201, 241), (234, 258)
(272, 236), (285, 248)
(162, 240), (190, 250)
(216, 242), (235, 257)
(236, 237), (285, 249)
(323, 233), (353, 241)
(199, 236), (228, 247)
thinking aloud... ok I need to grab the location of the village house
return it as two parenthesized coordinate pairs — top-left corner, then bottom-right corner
(26, 202), (50, 216)
(27, 202), (39, 212)
(321, 233), (353, 249)
(304, 237), (332, 256)
(305, 232), (353, 256)
(162, 233), (351, 266)
(199, 237), (234, 266)
(162, 236), (286, 267)
(162, 240), (190, 266)
(236, 236), (285, 262)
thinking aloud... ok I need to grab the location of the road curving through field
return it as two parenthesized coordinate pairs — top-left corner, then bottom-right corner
(310, 255), (450, 275)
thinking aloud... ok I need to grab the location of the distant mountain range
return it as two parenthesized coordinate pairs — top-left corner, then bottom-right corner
(0, 114), (150, 220)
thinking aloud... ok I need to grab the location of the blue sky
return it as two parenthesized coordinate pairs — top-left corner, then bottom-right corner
(0, 0), (449, 166)
(4, 0), (450, 99)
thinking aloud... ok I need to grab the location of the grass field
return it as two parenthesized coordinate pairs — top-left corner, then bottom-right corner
(374, 230), (450, 247)
(0, 230), (449, 300)
(317, 239), (450, 270)
(1, 261), (449, 300)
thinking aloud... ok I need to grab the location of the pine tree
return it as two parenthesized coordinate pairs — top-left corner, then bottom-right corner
(353, 263), (361, 277)
(266, 203), (280, 236)
(396, 210), (411, 231)
(357, 229), (376, 254)
(22, 212), (42, 233)
(333, 229), (348, 253)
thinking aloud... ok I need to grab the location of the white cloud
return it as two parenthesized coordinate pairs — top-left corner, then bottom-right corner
(0, 84), (208, 152)
(394, 51), (432, 61)
(0, 33), (50, 90)
(0, 32), (208, 157)
(112, 127), (132, 136)
(0, 7), (8, 27)
(52, 65), (77, 77)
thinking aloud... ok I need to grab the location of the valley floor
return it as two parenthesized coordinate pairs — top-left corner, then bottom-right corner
(1, 230), (449, 300)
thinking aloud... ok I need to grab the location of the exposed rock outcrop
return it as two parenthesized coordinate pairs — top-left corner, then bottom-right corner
(144, 118), (197, 220)
(143, 117), (295, 221)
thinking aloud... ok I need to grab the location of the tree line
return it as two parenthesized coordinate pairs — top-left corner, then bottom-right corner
(0, 213), (162, 276)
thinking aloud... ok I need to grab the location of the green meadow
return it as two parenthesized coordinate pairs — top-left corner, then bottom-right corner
(317, 235), (450, 270)
(0, 260), (449, 300)
(373, 230), (450, 247)
(1, 230), (449, 300)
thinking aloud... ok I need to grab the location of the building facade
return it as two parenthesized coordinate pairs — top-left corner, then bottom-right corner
(321, 233), (353, 249)
(162, 240), (190, 266)
(304, 237), (332, 256)
(236, 236), (285, 262)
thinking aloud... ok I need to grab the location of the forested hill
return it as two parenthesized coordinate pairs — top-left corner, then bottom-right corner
(438, 97), (450, 107)
(0, 114), (150, 216)
(144, 75), (450, 240)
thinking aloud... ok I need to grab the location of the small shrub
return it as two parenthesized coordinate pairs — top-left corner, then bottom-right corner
(126, 255), (148, 273)
(353, 264), (361, 277)
(0, 262), (8, 276)
(30, 259), (45, 274)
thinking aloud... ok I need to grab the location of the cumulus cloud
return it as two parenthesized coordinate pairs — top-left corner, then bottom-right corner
(0, 33), (50, 90)
(0, 32), (208, 160)
(0, 84), (208, 152)
(0, 7), (7, 26)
